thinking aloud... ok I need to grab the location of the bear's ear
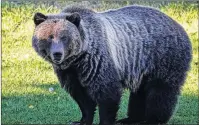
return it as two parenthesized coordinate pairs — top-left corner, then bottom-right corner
(66, 12), (81, 27)
(34, 12), (47, 26)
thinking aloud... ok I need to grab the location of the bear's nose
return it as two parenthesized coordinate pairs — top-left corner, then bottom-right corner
(53, 52), (62, 62)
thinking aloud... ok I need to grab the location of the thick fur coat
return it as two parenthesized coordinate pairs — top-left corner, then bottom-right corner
(32, 5), (192, 125)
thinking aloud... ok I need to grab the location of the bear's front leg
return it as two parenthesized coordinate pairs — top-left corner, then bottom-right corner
(68, 83), (96, 125)
(98, 99), (120, 125)
(94, 83), (122, 125)
(54, 67), (97, 125)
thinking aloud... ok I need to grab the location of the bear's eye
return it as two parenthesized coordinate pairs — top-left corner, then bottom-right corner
(60, 36), (67, 41)
(49, 35), (54, 39)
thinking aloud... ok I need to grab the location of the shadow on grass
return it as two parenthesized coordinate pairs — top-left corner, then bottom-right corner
(2, 82), (80, 124)
(2, 83), (198, 124)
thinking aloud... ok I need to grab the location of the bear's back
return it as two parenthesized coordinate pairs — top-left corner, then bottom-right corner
(60, 5), (192, 91)
(96, 5), (192, 90)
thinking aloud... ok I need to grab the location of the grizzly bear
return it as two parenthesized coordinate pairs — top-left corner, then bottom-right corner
(32, 5), (192, 125)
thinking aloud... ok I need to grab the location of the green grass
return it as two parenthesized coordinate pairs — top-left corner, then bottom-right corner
(2, 1), (198, 124)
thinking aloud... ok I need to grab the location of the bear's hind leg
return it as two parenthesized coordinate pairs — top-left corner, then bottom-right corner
(144, 82), (179, 124)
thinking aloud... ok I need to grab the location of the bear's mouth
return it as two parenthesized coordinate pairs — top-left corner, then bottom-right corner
(52, 57), (63, 64)
(52, 53), (63, 64)
(50, 51), (65, 64)
(52, 60), (62, 64)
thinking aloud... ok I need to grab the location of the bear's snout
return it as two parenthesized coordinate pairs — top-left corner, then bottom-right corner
(52, 52), (63, 62)
(50, 42), (64, 64)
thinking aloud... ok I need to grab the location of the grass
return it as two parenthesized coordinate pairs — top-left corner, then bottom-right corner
(2, 1), (198, 124)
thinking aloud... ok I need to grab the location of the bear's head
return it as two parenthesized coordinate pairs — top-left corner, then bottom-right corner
(32, 12), (83, 65)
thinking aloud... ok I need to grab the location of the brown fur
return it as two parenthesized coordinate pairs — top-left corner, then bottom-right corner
(34, 20), (66, 41)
